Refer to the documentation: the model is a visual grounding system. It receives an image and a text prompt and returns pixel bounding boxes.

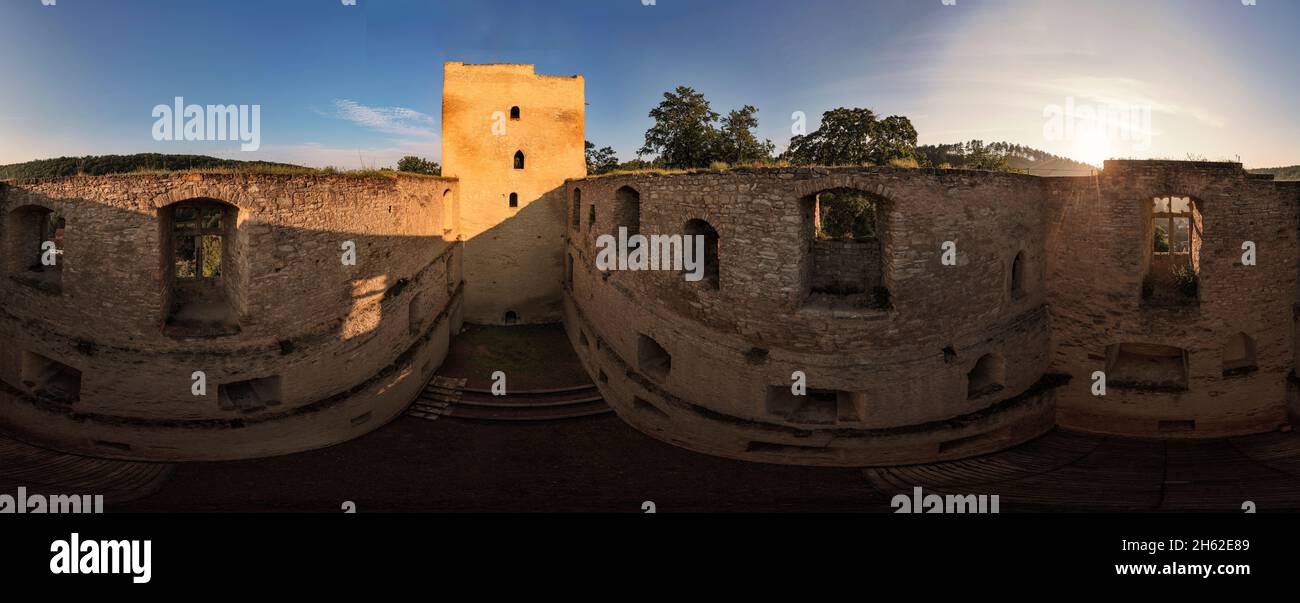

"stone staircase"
[409,376,610,422]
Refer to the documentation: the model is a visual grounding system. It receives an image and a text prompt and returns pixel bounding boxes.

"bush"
[396,156,440,176]
[1173,264,1199,298]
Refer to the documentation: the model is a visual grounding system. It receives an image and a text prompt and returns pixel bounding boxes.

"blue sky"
[1,0,1297,168]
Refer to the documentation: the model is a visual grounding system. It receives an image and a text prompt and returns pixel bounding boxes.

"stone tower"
[441,62,586,325]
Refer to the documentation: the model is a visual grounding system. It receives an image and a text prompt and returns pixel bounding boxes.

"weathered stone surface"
[442,62,585,326]
[562,162,1300,466]
[0,173,463,461]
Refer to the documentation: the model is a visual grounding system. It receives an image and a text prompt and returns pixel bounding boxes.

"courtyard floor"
[7,323,1300,512]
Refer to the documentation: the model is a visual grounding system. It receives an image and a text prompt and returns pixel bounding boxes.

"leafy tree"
[716,105,775,165]
[640,86,721,169]
[639,87,773,169]
[585,141,620,175]
[785,108,917,167]
[615,158,660,171]
[817,190,877,240]
[396,156,440,176]
[959,140,1010,171]
[1154,228,1169,252]
[866,115,919,165]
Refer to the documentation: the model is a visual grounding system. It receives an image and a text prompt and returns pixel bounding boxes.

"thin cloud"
[323,99,439,139]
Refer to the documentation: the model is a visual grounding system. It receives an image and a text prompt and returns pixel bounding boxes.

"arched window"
[571,188,582,227]
[504,310,519,325]
[684,218,720,289]
[1222,332,1258,377]
[514,151,525,170]
[5,205,64,293]
[509,192,519,208]
[510,106,520,120]
[442,189,454,239]
[1010,251,1025,299]
[163,199,240,336]
[614,186,641,236]
[967,354,1005,399]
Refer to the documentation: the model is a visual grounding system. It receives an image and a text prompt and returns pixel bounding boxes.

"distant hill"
[917,141,1096,176]
[1250,166,1300,181]
[0,154,308,180]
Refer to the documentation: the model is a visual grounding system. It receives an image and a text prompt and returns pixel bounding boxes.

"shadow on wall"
[0,181,462,460]
[459,183,568,326]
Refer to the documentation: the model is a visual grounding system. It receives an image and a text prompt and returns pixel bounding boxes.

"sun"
[1070,130,1114,167]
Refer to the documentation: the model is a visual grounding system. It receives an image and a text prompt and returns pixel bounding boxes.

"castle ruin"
[2,63,1298,466]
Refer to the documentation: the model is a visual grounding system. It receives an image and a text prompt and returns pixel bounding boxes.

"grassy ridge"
[0,154,310,180]
[1250,166,1300,181]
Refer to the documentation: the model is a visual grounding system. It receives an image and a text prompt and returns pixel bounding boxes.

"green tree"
[786,108,919,166]
[1153,228,1169,252]
[716,105,775,165]
[639,86,722,169]
[397,156,441,176]
[960,140,1010,171]
[817,190,877,240]
[585,141,620,175]
[786,108,873,165]
[866,115,918,165]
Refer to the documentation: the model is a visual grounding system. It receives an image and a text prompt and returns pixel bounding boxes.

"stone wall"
[5,157,1293,467]
[811,238,880,294]
[442,62,585,325]
[0,173,463,461]
[564,167,1056,466]
[1044,161,1300,437]
[563,163,1300,466]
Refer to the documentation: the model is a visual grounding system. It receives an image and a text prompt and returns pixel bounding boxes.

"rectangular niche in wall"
[218,376,283,412]
[636,334,672,381]
[20,352,81,403]
[765,386,864,424]
[1105,343,1189,391]
[6,205,65,294]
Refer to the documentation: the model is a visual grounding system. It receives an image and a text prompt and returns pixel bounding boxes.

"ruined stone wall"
[442,62,585,325]
[564,162,1300,465]
[811,239,881,293]
[0,173,463,461]
[1045,161,1300,437]
[564,167,1056,466]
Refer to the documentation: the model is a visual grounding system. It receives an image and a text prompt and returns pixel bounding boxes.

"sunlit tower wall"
[441,62,586,325]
